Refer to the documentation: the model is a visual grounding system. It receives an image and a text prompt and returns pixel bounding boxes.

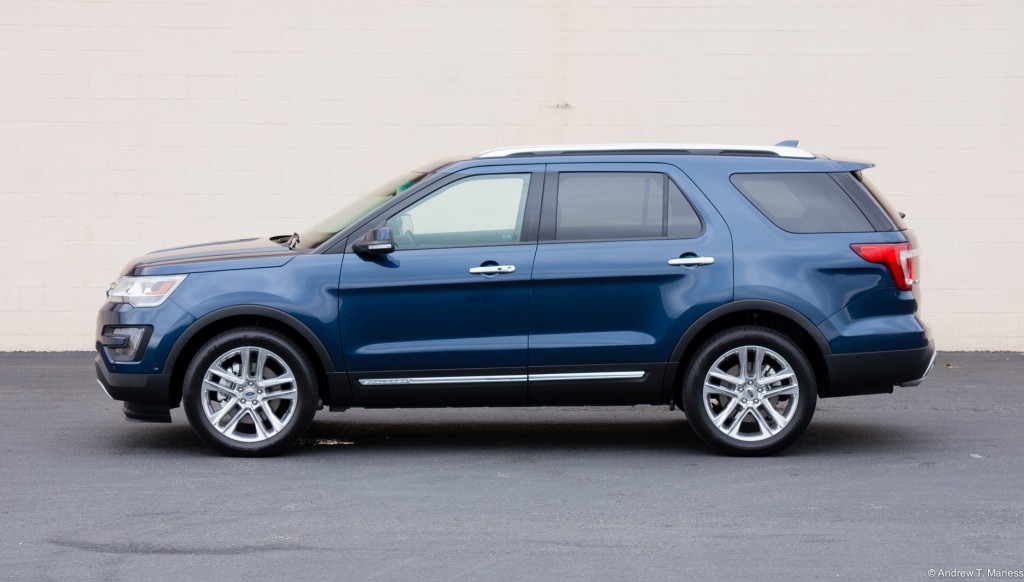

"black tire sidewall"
[682,327,817,456]
[183,328,317,456]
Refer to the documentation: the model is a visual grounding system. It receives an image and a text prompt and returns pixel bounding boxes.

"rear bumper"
[897,349,937,387]
[822,340,936,398]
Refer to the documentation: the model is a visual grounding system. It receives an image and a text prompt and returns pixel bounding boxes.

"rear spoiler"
[823,156,875,172]
[775,141,875,171]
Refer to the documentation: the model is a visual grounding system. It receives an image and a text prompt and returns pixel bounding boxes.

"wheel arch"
[665,300,832,403]
[166,306,338,408]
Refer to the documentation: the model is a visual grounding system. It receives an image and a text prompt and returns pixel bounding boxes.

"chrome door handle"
[668,256,715,267]
[469,265,516,275]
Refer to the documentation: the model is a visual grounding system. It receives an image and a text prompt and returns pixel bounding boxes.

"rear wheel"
[682,326,816,456]
[183,328,317,456]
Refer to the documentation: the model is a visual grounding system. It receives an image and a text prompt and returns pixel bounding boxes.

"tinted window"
[731,173,873,233]
[667,180,703,238]
[555,172,702,241]
[848,172,907,231]
[386,173,530,249]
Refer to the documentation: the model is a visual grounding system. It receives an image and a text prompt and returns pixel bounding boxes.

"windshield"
[295,171,428,249]
[294,157,466,249]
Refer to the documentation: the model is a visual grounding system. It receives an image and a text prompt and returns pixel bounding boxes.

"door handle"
[668,256,715,267]
[469,265,516,275]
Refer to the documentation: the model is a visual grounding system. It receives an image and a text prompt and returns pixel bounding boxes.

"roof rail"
[477,143,815,160]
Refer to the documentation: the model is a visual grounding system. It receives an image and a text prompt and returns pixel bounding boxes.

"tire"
[681,326,816,456]
[182,327,317,457]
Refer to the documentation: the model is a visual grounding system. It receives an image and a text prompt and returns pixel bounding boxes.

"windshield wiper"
[286,232,300,250]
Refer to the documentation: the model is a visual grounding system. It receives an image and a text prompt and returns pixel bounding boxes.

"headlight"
[106,275,186,307]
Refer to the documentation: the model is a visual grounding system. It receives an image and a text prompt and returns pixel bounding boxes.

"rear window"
[731,173,875,234]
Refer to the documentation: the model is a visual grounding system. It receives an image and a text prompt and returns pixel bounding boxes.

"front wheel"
[183,328,317,457]
[682,326,817,456]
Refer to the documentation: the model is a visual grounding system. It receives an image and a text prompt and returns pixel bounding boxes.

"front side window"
[386,173,531,249]
[555,172,702,241]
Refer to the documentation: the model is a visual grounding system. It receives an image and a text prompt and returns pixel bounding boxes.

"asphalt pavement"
[1,351,1022,581]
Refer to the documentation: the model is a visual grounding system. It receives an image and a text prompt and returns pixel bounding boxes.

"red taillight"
[851,242,918,291]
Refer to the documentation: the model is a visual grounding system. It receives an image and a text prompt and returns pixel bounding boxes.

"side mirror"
[353,227,396,255]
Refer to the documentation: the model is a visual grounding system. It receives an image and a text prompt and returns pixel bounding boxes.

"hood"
[122,237,301,276]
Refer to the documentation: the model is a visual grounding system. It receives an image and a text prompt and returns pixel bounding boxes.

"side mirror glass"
[353,227,396,255]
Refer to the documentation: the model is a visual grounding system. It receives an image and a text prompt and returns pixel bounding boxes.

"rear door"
[528,162,733,404]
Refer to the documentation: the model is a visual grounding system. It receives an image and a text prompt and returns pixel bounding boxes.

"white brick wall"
[0,0,1021,351]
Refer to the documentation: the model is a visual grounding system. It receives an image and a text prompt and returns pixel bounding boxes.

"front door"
[339,166,543,406]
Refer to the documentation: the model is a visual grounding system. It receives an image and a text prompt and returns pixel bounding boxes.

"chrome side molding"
[360,375,526,386]
[529,371,645,382]
[359,371,646,386]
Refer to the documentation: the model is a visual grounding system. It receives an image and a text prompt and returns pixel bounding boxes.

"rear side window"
[555,172,702,241]
[731,173,874,234]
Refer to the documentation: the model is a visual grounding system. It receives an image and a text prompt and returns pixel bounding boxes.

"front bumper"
[822,339,936,398]
[95,357,174,422]
[94,299,195,421]
[94,356,171,405]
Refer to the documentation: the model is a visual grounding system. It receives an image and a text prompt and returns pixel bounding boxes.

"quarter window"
[386,173,531,249]
[731,173,874,233]
[555,172,702,241]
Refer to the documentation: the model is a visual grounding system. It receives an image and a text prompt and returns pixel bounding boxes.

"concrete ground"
[0,351,1021,581]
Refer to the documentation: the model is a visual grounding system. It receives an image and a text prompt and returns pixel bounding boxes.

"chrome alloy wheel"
[702,345,800,442]
[200,346,298,443]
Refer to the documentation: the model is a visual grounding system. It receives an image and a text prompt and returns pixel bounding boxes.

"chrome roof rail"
[477,143,815,159]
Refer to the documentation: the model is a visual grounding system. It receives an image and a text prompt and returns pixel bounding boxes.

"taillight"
[851,242,918,291]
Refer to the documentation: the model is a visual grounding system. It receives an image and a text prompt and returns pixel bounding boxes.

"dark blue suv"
[95,142,935,456]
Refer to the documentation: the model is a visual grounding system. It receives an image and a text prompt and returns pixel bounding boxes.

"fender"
[662,300,832,402]
[669,300,832,364]
[165,305,338,376]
